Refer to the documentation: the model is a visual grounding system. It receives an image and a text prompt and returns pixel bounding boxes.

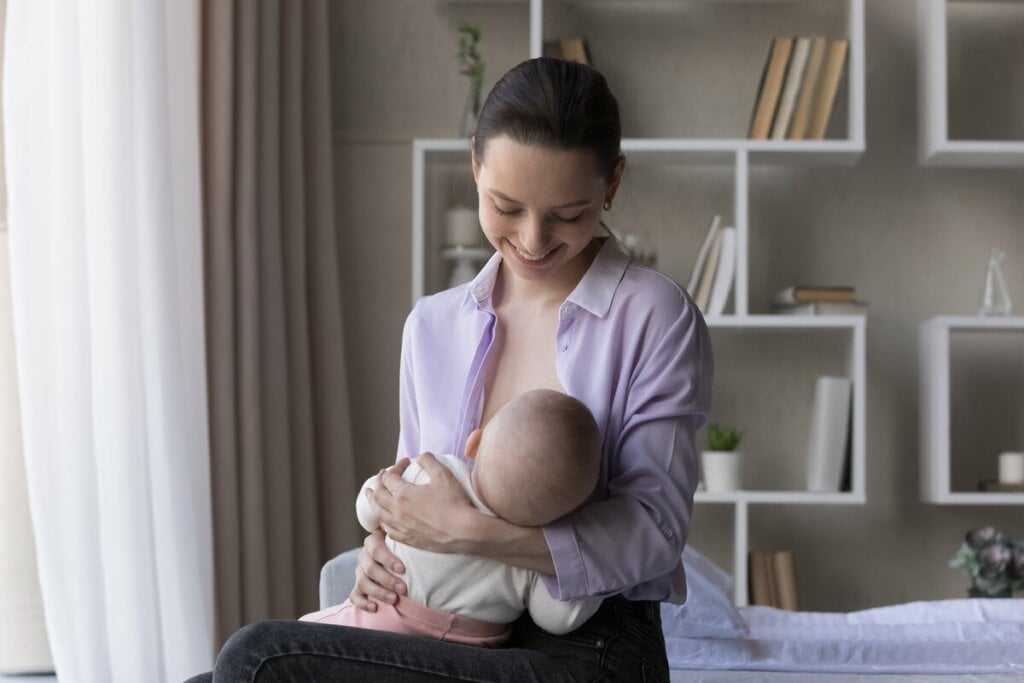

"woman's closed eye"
[491,202,583,223]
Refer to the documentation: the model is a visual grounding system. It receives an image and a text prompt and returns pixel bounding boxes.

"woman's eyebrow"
[489,189,591,209]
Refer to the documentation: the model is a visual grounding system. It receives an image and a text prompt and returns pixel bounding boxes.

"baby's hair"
[476,389,601,526]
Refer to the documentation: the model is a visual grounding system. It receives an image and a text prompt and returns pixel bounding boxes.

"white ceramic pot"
[701,450,743,492]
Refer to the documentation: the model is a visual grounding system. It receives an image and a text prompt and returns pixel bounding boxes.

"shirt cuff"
[541,518,587,600]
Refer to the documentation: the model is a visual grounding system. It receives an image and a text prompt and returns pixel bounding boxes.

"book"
[542,40,562,59]
[772,551,799,610]
[773,301,867,316]
[788,36,827,140]
[771,37,812,140]
[749,552,774,606]
[773,285,856,305]
[559,38,591,65]
[687,214,722,294]
[806,376,853,492]
[806,38,849,140]
[978,480,1024,493]
[707,227,737,316]
[694,229,724,313]
[748,37,794,140]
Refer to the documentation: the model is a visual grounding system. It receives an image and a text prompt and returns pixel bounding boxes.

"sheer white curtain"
[4,1,213,681]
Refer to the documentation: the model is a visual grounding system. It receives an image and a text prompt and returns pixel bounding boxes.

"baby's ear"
[464,429,483,459]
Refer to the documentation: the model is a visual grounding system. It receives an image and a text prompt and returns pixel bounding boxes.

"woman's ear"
[470,137,480,185]
[464,429,483,459]
[605,153,626,204]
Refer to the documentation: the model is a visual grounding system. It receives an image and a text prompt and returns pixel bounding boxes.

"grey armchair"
[319,547,361,609]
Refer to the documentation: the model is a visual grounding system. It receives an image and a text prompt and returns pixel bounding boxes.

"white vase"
[701,450,743,492]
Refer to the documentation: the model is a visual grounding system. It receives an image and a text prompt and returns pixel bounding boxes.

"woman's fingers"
[349,530,406,611]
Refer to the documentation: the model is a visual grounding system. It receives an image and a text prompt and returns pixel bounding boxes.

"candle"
[445,206,479,246]
[998,452,1024,485]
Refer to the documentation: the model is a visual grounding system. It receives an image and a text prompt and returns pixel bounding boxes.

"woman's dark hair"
[473,57,622,182]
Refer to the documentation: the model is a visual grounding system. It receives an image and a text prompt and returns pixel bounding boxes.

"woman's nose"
[518,218,550,254]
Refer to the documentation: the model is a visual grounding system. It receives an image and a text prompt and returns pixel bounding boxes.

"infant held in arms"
[301,388,603,646]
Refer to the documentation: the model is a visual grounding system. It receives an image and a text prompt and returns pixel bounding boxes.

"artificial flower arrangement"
[949,526,1024,598]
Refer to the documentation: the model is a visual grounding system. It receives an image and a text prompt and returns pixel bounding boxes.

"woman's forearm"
[453,507,555,575]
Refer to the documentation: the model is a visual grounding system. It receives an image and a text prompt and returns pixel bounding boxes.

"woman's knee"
[214,620,288,679]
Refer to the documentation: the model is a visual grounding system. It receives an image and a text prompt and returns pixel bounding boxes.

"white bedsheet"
[665,599,1024,676]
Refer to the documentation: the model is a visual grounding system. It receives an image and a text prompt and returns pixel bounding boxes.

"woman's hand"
[369,453,476,553]
[349,529,407,612]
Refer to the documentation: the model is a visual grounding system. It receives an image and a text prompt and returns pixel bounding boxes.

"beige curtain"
[201,0,359,645]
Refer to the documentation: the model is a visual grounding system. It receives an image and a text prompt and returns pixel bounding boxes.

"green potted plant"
[455,21,484,137]
[702,423,744,492]
[949,526,1024,598]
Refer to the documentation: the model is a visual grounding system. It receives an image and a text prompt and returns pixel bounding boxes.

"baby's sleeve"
[525,573,602,635]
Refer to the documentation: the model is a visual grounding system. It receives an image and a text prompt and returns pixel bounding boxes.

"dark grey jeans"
[184,595,668,682]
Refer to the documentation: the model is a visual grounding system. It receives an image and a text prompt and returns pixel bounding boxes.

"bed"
[319,547,1024,680]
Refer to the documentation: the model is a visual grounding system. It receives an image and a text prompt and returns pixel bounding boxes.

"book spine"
[749,37,794,140]
[749,552,773,606]
[806,376,853,492]
[772,551,799,611]
[707,227,736,316]
[771,37,811,140]
[788,36,826,140]
[806,39,849,140]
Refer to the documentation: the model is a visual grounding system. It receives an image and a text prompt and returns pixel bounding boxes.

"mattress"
[664,598,1024,677]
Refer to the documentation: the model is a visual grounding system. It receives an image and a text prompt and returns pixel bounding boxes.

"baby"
[300,388,603,645]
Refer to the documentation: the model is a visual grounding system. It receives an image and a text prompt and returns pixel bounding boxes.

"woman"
[193,56,712,682]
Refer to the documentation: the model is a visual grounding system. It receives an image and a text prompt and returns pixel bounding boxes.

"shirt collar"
[465,237,630,318]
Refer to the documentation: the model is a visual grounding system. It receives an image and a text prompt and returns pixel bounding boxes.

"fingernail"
[392,562,404,573]
[394,583,405,595]
[386,593,396,604]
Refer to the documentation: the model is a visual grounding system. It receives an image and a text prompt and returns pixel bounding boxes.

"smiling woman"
[197,56,712,682]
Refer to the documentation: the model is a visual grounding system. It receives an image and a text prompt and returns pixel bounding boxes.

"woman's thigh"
[193,618,587,682]
[511,596,669,683]
[186,596,666,682]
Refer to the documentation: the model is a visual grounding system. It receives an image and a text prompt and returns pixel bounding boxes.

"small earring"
[603,200,612,211]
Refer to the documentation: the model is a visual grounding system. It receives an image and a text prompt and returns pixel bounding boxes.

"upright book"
[687,215,722,295]
[707,227,736,316]
[771,37,812,140]
[806,38,849,140]
[694,230,724,314]
[772,550,799,610]
[806,376,853,492]
[788,36,827,139]
[748,37,794,140]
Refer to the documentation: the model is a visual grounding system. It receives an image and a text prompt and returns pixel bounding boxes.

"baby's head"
[465,389,601,527]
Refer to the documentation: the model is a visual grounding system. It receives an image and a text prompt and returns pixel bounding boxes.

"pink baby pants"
[300,596,511,647]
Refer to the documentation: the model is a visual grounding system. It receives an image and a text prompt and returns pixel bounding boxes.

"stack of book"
[772,285,866,316]
[543,37,591,65]
[748,36,849,140]
[749,550,799,610]
[687,215,736,316]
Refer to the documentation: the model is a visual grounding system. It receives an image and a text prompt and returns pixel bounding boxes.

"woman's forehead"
[478,137,604,199]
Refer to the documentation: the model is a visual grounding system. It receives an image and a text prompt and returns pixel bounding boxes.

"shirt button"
[560,343,568,352]
[663,528,673,539]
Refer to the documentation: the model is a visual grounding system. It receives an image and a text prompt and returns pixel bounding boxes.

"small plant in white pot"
[702,424,744,492]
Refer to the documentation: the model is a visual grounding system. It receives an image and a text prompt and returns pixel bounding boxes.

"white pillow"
[660,545,749,639]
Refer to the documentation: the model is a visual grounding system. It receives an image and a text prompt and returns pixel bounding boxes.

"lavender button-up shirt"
[397,238,713,604]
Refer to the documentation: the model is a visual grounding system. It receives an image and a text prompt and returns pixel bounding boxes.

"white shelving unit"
[920,316,1024,505]
[412,0,867,605]
[917,0,1024,167]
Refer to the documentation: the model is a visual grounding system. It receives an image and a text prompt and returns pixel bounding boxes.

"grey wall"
[328,0,1024,611]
